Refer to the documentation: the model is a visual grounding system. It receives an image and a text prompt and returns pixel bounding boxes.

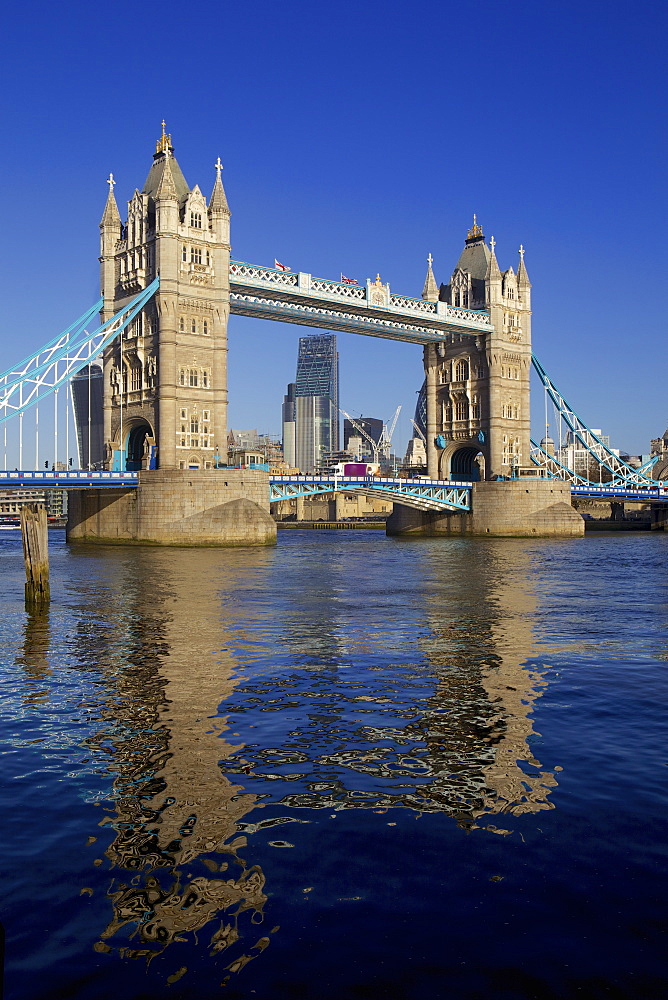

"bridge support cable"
[0,279,159,424]
[531,355,660,487]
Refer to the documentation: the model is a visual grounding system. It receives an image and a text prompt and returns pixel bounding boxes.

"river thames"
[2,528,667,999]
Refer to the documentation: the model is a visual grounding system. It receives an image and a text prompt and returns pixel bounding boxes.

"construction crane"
[380,405,402,458]
[340,409,381,464]
[410,418,426,443]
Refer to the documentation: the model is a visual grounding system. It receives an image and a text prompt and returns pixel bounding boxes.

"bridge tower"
[422,219,532,480]
[99,124,230,471]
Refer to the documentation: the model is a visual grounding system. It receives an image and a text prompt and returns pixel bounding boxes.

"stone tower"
[99,124,231,471]
[422,219,532,481]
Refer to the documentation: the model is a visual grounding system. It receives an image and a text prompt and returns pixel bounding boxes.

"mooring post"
[20,503,50,609]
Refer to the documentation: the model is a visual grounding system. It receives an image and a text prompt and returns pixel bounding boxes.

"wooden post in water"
[20,504,50,608]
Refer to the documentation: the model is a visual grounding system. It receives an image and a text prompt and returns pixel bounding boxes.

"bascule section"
[422,219,532,482]
[99,124,230,472]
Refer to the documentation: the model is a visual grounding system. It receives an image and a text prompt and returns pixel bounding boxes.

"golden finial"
[155,120,172,154]
[467,214,484,239]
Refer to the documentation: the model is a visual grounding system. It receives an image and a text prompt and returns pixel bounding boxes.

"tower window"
[455,400,469,421]
[179,369,186,386]
[180,409,187,419]
[179,317,185,332]
[190,211,202,229]
[190,247,202,264]
[191,318,197,334]
[455,360,469,381]
[202,369,209,388]
[205,250,211,266]
[202,319,209,335]
[189,369,198,387]
[190,416,199,434]
[182,245,187,262]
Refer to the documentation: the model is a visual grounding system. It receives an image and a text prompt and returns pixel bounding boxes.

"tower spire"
[485,236,501,280]
[209,156,230,215]
[517,244,531,286]
[100,172,121,227]
[422,252,439,301]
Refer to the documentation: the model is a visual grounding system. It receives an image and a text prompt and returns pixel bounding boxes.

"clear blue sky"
[0,0,665,456]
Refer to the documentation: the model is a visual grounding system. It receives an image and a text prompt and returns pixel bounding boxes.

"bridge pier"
[386,480,583,538]
[67,470,276,546]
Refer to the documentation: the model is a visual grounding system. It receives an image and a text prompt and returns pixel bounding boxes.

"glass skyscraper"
[293,334,339,473]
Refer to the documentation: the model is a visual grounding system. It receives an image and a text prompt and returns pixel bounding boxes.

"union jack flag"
[274,259,291,271]
[341,274,358,285]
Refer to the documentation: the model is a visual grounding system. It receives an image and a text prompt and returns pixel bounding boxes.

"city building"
[0,489,67,521]
[71,364,104,469]
[293,334,339,473]
[281,383,296,468]
[343,417,383,462]
[227,429,283,469]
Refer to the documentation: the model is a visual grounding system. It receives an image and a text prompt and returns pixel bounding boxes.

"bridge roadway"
[228,261,491,344]
[0,471,665,511]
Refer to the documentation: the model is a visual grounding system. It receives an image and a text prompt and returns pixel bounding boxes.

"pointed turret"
[209,157,230,215]
[100,174,122,230]
[422,253,439,301]
[485,236,501,280]
[485,236,502,307]
[517,244,531,287]
[155,151,178,201]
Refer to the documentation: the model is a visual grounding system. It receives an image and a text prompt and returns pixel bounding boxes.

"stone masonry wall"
[67,469,276,546]
[387,480,583,537]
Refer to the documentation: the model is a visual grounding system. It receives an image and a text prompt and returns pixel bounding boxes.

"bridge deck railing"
[229,261,491,330]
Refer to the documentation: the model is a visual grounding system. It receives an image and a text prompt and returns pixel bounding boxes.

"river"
[1,529,667,999]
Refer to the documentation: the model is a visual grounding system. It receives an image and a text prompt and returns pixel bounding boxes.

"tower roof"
[453,216,490,280]
[485,236,501,280]
[100,173,121,227]
[142,123,190,204]
[209,157,230,214]
[517,244,531,286]
[422,253,439,301]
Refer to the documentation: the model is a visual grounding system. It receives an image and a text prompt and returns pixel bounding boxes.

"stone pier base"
[67,469,276,546]
[386,480,584,538]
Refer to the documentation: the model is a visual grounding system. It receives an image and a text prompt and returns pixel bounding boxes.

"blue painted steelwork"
[0,279,160,422]
[570,483,668,503]
[0,470,138,488]
[531,355,659,488]
[270,475,473,512]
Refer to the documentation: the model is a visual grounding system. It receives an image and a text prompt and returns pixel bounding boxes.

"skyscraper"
[282,382,296,468]
[293,335,339,473]
[71,364,104,468]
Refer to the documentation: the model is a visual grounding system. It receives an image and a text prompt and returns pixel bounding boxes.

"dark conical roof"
[453,235,490,281]
[143,149,190,204]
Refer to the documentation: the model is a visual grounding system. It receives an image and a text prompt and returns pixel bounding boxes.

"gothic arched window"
[202,319,209,335]
[191,318,197,334]
[190,211,202,229]
[455,359,469,381]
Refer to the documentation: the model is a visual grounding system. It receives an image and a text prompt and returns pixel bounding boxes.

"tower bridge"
[0,126,661,544]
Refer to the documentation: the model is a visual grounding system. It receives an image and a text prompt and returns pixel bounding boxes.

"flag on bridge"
[274,259,291,271]
[341,274,358,284]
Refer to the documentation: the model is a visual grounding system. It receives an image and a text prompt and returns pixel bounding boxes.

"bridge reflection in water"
[14,535,561,991]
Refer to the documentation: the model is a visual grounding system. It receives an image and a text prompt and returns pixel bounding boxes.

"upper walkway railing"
[229,261,491,344]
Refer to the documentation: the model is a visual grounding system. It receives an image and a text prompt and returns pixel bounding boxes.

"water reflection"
[221,537,559,828]
[64,547,277,983]
[17,609,51,707]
